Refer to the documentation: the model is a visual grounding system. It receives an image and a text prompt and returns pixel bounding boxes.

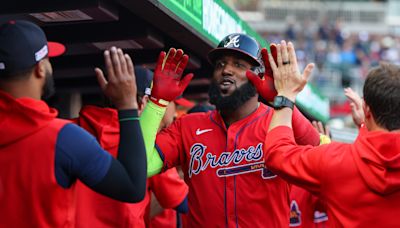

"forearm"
[292,106,320,146]
[140,101,165,177]
[268,107,293,132]
[117,109,147,199]
[265,126,322,193]
[92,159,146,202]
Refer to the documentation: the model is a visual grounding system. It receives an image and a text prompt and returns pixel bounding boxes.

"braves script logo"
[224,35,240,48]
[188,143,276,179]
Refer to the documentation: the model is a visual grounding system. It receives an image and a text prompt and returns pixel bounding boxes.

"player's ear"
[35,60,47,79]
[363,101,371,119]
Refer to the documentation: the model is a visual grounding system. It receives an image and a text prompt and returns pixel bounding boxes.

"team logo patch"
[289,200,301,227]
[188,143,276,179]
[223,34,240,48]
[35,45,48,61]
[314,211,328,223]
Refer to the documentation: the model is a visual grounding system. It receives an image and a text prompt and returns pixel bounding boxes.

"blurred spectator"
[266,15,397,122]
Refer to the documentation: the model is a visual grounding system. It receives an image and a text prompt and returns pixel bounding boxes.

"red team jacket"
[75,106,187,228]
[0,91,72,227]
[289,186,328,228]
[266,125,400,227]
[74,106,142,228]
[156,103,320,227]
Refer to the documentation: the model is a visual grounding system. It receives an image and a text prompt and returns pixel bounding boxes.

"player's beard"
[41,70,55,101]
[208,81,257,111]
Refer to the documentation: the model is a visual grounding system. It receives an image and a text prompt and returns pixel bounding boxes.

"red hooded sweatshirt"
[0,91,72,227]
[265,125,400,227]
[74,106,188,228]
[73,106,149,228]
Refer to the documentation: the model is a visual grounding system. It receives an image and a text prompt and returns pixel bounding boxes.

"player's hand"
[95,46,138,110]
[150,48,194,107]
[312,120,331,145]
[344,87,364,127]
[246,44,278,102]
[312,120,330,136]
[269,40,314,102]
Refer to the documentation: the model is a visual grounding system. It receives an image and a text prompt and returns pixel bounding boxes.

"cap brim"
[174,97,195,108]
[48,41,66,57]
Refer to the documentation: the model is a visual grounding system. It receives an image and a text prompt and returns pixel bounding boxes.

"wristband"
[119,117,140,122]
[150,96,169,107]
[273,96,295,110]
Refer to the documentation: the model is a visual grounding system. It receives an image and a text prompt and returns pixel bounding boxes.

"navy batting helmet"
[208,33,262,67]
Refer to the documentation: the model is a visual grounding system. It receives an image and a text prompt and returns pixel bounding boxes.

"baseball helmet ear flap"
[208,33,264,71]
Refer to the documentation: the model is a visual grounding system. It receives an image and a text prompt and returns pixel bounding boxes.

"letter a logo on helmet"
[223,35,240,48]
[208,33,263,67]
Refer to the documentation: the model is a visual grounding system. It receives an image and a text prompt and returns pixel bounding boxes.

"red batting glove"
[150,48,194,107]
[246,44,278,102]
[263,43,278,78]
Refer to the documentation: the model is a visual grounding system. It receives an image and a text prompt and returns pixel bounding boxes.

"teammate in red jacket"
[74,105,188,228]
[141,34,320,227]
[289,121,329,228]
[0,20,147,227]
[264,40,400,227]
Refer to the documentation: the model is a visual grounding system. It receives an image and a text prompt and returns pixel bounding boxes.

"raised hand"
[95,46,138,110]
[344,87,364,127]
[312,120,331,144]
[312,120,330,135]
[150,48,194,107]
[246,44,278,101]
[268,40,314,102]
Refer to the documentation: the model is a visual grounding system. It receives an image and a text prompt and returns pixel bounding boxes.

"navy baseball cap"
[0,20,65,75]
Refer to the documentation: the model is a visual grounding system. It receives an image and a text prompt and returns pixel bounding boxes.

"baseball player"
[0,20,147,227]
[148,92,192,228]
[74,66,189,228]
[140,34,320,227]
[264,40,400,226]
